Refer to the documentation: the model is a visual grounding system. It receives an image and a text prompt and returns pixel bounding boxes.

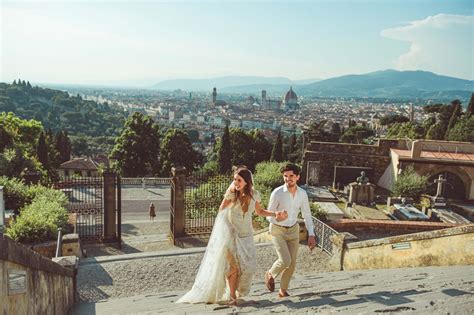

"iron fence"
[55,177,104,242]
[312,216,339,255]
[184,172,230,235]
[121,177,171,186]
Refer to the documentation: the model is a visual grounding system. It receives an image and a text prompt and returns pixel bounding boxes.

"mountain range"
[152,70,473,101]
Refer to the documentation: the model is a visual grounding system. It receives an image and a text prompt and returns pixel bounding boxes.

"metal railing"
[312,216,339,256]
[121,177,171,186]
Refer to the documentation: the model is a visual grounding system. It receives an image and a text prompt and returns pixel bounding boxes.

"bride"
[176,167,287,305]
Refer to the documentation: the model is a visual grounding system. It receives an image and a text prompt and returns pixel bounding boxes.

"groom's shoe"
[265,271,275,292]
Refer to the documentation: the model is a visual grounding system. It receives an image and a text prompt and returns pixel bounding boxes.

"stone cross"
[0,186,5,234]
[434,174,447,197]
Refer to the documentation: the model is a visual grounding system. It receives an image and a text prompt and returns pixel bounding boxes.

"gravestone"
[348,171,375,205]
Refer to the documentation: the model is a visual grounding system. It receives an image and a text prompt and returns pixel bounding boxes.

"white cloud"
[381,14,474,80]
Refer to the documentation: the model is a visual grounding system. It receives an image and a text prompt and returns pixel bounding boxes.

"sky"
[1,0,473,86]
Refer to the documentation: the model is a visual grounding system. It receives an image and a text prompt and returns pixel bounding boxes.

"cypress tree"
[37,132,49,168]
[217,125,232,173]
[271,131,284,162]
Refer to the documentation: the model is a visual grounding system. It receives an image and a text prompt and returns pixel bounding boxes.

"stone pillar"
[103,171,117,242]
[0,186,4,234]
[171,167,186,240]
[411,140,422,158]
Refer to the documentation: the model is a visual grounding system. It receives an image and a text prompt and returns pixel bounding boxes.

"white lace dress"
[176,189,260,304]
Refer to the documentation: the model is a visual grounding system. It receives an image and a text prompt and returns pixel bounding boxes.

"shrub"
[392,166,428,201]
[252,161,288,228]
[6,195,69,243]
[0,176,29,210]
[310,203,327,221]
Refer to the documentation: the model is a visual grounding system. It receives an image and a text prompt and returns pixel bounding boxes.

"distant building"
[58,157,105,177]
[266,99,281,110]
[210,87,227,107]
[212,87,217,103]
[283,86,299,111]
[261,90,267,107]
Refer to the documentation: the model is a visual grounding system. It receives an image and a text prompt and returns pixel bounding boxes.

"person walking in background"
[177,167,288,306]
[148,202,156,221]
[265,163,316,298]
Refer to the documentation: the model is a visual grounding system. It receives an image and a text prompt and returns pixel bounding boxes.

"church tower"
[212,87,217,104]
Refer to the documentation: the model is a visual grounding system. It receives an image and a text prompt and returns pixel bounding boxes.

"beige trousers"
[269,223,299,290]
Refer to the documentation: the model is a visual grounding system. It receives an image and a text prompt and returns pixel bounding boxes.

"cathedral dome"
[284,87,298,102]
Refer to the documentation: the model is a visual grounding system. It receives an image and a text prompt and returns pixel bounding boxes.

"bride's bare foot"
[229,296,238,306]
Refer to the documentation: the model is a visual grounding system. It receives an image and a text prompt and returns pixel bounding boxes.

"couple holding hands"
[177,163,316,306]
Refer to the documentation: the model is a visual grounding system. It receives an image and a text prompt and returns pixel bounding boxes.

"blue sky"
[1,0,473,86]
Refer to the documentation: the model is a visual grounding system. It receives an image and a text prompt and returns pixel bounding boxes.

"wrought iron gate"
[56,177,104,242]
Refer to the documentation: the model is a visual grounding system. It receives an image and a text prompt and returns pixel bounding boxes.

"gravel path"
[77,244,331,302]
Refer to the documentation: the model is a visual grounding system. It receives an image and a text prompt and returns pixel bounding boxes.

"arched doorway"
[426,171,466,200]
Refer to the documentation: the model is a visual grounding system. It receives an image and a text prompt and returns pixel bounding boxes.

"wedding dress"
[176,190,260,304]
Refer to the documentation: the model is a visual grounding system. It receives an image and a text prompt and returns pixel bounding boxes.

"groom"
[265,163,316,297]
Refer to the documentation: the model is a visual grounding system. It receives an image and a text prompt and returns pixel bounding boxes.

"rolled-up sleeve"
[301,192,315,236]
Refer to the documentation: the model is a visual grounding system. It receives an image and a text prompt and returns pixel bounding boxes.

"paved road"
[71,263,474,314]
[120,186,170,222]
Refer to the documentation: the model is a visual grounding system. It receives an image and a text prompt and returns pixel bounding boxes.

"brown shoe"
[265,271,275,292]
[278,290,290,298]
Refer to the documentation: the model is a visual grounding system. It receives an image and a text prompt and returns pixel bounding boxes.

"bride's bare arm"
[219,198,232,210]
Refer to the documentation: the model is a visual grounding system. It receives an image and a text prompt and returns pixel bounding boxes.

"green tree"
[330,122,342,142]
[307,120,331,142]
[392,166,428,201]
[36,132,48,168]
[250,129,272,166]
[387,122,424,139]
[217,125,232,173]
[271,131,284,162]
[160,128,202,175]
[445,100,462,139]
[340,125,374,144]
[55,130,71,164]
[229,128,255,169]
[446,116,474,142]
[110,112,161,177]
[379,114,409,126]
[467,93,474,117]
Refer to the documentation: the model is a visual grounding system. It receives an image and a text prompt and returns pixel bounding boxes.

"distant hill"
[0,82,127,137]
[299,70,473,100]
[151,76,320,91]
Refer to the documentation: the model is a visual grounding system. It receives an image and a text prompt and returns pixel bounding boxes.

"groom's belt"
[272,222,298,229]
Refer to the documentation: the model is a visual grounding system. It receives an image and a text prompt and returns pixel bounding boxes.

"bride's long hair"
[234,168,253,213]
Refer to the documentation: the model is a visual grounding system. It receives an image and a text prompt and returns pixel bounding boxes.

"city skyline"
[1,0,473,86]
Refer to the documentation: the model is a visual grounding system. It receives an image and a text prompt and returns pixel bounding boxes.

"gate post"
[172,167,186,239]
[103,170,117,242]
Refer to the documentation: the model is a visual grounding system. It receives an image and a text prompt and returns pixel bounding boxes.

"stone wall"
[0,235,75,314]
[340,224,474,270]
[301,139,406,185]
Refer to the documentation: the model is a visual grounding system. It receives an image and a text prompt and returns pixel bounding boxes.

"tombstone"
[0,186,4,234]
[426,174,448,210]
[306,161,320,186]
[348,171,376,205]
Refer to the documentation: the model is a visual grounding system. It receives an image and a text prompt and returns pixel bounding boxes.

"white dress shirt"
[267,184,315,236]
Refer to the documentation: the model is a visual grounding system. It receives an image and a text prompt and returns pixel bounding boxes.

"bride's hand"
[227,182,235,193]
